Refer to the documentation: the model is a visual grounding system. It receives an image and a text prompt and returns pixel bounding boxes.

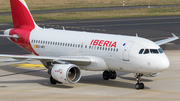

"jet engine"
[134,73,159,77]
[51,64,81,84]
[143,73,160,77]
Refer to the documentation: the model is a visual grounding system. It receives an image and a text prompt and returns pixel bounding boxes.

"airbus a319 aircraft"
[0,0,178,90]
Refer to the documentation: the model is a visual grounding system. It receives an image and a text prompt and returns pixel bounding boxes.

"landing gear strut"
[135,73,144,90]
[103,70,117,80]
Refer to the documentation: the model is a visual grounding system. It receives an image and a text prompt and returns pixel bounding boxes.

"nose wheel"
[135,73,144,90]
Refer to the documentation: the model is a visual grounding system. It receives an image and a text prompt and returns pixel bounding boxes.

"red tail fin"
[10,0,36,29]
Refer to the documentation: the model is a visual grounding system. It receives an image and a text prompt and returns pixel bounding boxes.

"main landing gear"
[135,73,144,90]
[103,70,117,80]
[50,76,57,84]
[50,76,62,85]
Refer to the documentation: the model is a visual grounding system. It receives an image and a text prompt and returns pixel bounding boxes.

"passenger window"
[94,46,96,50]
[97,47,99,50]
[139,49,144,54]
[81,45,83,48]
[150,49,159,54]
[100,47,102,50]
[89,46,91,49]
[85,45,87,48]
[102,47,104,50]
[144,49,149,54]
[158,48,163,53]
[116,49,118,52]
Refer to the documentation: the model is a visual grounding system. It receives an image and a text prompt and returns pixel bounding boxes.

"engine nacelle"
[51,64,81,84]
[143,73,160,77]
[134,73,160,77]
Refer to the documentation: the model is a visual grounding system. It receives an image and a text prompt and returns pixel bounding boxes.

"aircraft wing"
[0,54,91,66]
[155,33,179,45]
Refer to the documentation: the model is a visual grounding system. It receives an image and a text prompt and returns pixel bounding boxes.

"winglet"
[172,33,178,38]
[155,33,179,45]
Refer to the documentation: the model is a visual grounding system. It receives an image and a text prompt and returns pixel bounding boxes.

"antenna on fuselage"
[62,26,65,30]
[136,33,138,37]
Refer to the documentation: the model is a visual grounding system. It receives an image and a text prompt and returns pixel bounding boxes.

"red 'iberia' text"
[90,39,117,48]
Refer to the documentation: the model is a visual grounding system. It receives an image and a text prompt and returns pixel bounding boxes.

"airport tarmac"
[0,50,180,101]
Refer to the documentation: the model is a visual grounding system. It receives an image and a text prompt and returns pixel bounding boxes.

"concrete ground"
[0,50,179,101]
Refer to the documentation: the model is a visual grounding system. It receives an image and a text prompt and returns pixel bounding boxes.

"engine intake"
[51,64,81,84]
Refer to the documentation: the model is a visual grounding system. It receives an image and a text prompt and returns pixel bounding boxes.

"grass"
[0,0,180,12]
[32,7,180,20]
[1,7,180,23]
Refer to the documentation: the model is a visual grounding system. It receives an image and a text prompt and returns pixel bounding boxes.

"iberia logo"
[55,69,63,74]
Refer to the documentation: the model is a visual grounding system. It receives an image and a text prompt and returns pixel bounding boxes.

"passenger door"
[123,42,133,61]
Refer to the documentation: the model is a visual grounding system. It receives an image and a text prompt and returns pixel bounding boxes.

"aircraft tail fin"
[10,0,39,29]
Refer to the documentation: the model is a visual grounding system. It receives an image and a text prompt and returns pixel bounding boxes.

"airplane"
[0,0,179,90]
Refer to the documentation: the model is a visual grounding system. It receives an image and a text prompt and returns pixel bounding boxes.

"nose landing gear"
[135,73,144,90]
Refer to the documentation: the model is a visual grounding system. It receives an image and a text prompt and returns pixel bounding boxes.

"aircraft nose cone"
[158,55,169,72]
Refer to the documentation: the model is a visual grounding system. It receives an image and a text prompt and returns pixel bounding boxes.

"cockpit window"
[139,49,144,54]
[150,49,159,54]
[144,49,149,54]
[158,48,163,53]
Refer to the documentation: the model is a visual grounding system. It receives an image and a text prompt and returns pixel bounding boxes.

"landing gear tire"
[110,71,117,79]
[50,76,57,84]
[135,73,144,90]
[103,70,110,80]
[135,83,144,90]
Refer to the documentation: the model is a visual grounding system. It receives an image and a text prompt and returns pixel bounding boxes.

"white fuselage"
[29,28,169,74]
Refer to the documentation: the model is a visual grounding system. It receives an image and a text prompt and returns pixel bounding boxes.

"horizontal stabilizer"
[0,34,19,38]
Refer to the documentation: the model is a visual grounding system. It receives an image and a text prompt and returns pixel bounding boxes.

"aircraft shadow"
[0,66,152,89]
[79,74,150,89]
